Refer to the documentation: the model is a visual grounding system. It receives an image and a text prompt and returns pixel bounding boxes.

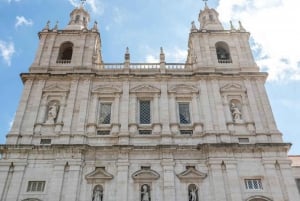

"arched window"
[188,184,199,201]
[215,41,232,63]
[57,42,73,64]
[75,15,80,23]
[246,195,273,201]
[92,185,103,201]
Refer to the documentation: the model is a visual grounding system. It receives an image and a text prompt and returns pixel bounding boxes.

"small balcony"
[56,59,71,64]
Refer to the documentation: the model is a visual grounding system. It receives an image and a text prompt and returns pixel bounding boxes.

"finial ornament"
[202,0,208,7]
[43,20,50,31]
[239,21,246,31]
[230,21,236,30]
[80,0,86,6]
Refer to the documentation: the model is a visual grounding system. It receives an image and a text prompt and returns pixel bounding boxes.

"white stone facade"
[0,4,299,201]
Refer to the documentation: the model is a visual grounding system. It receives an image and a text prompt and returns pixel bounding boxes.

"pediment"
[220,83,246,93]
[85,168,114,182]
[168,84,199,94]
[177,168,207,181]
[92,85,122,94]
[132,169,160,181]
[130,85,161,94]
[43,84,69,92]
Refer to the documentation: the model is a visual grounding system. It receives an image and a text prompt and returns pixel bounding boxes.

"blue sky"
[0,0,299,154]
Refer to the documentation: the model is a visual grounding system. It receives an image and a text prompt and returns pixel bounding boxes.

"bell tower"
[30,3,103,73]
[186,2,258,72]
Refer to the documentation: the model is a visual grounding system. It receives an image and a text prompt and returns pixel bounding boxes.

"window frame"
[244,179,263,190]
[177,102,192,125]
[98,102,112,125]
[138,99,152,125]
[26,181,46,193]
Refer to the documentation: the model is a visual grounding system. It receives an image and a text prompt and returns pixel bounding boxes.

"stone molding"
[177,167,207,181]
[85,168,114,183]
[132,169,160,182]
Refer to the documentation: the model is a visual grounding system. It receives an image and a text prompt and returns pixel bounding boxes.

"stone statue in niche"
[46,103,58,124]
[188,185,198,201]
[141,184,150,201]
[92,185,103,201]
[230,102,242,122]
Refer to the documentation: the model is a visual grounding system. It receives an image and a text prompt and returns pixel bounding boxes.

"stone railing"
[56,59,71,64]
[218,59,232,64]
[98,63,191,70]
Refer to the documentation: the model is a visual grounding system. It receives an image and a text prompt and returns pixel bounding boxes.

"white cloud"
[7,0,21,3]
[165,47,187,63]
[0,40,15,66]
[217,0,300,81]
[143,47,187,63]
[15,16,33,28]
[68,0,104,15]
[145,55,159,63]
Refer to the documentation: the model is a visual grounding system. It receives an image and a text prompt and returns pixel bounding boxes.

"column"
[192,93,202,134]
[87,94,98,135]
[128,94,137,134]
[63,163,82,201]
[161,158,176,201]
[262,161,284,200]
[9,80,33,138]
[47,163,65,201]
[77,79,91,134]
[278,161,300,201]
[256,79,279,133]
[199,80,213,132]
[0,163,13,201]
[24,79,45,135]
[212,79,227,132]
[6,162,27,201]
[169,94,176,124]
[168,93,178,137]
[153,94,161,134]
[112,94,121,135]
[241,95,255,133]
[116,149,129,201]
[62,78,79,134]
[119,81,130,144]
[244,79,264,133]
[225,162,242,201]
[160,84,171,134]
[34,94,48,134]
[209,161,227,201]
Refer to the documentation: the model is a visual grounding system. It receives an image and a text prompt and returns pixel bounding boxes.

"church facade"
[0,3,300,201]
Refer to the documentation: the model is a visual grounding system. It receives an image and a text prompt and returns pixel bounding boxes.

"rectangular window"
[99,103,112,124]
[139,100,151,124]
[178,103,191,124]
[27,181,46,192]
[296,179,300,193]
[238,138,250,143]
[244,179,263,190]
[139,130,152,135]
[97,130,110,135]
[180,130,193,135]
[40,139,51,144]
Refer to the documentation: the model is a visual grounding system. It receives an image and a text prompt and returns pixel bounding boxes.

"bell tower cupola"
[65,4,90,30]
[198,2,223,30]
[186,1,258,72]
[30,1,103,72]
